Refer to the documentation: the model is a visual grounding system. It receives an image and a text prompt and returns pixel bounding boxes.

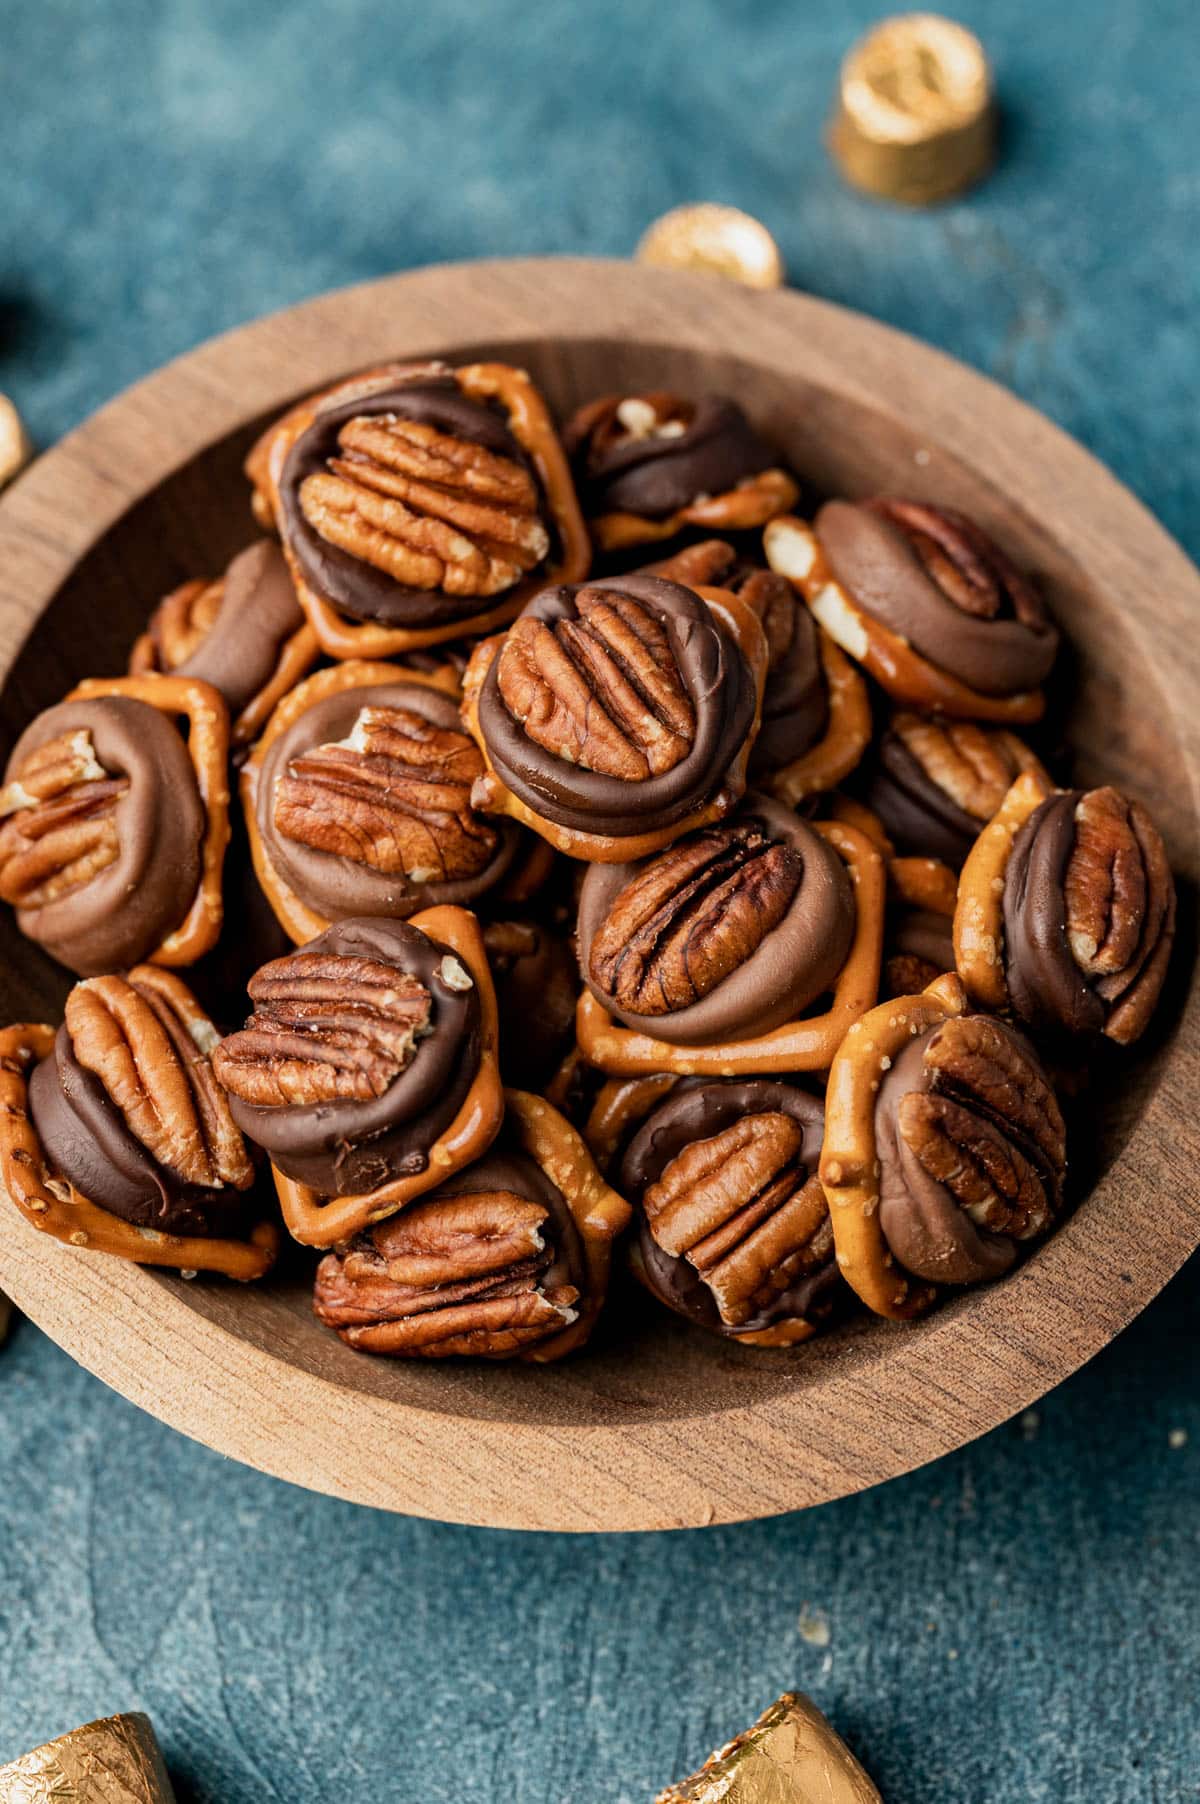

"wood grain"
[0,258,1195,1531]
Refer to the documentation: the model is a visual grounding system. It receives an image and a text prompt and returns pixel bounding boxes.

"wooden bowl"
[0,259,1196,1532]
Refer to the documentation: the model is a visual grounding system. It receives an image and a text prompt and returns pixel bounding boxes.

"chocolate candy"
[578,793,853,1046]
[623,1079,841,1345]
[0,695,207,976]
[867,711,1049,867]
[253,671,521,925]
[129,539,315,742]
[817,498,1058,698]
[214,916,483,1198]
[567,393,777,520]
[472,573,759,845]
[1002,785,1175,1043]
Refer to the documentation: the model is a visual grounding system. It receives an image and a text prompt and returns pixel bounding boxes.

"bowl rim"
[0,256,1197,1532]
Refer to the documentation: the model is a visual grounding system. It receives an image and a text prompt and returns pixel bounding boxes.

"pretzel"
[269,905,504,1246]
[824,797,958,912]
[888,853,959,916]
[0,1022,279,1278]
[460,586,770,863]
[764,515,1046,724]
[953,767,1054,1011]
[129,576,321,747]
[820,972,969,1318]
[828,792,895,855]
[582,1073,680,1175]
[249,360,590,657]
[240,659,476,945]
[591,467,799,551]
[760,628,873,806]
[575,819,885,1075]
[66,673,230,966]
[502,1088,632,1361]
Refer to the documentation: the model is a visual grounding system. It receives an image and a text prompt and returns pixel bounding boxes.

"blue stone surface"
[1,2,1197,1798]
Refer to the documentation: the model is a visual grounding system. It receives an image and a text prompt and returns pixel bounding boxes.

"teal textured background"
[1,2,1197,1798]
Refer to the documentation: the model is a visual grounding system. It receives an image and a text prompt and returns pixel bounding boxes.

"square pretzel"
[575,819,885,1076]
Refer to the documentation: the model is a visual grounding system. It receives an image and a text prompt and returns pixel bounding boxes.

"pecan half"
[66,970,254,1190]
[0,729,128,908]
[313,1188,579,1356]
[1063,786,1169,994]
[870,499,1043,627]
[212,952,433,1107]
[588,822,802,1015]
[891,712,1035,824]
[299,412,548,598]
[645,1113,830,1327]
[274,703,498,880]
[906,1013,1066,1237]
[495,585,696,781]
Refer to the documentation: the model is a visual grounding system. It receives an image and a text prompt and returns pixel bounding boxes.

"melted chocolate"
[749,590,829,775]
[817,500,1058,696]
[477,573,757,838]
[280,374,541,629]
[226,917,481,1196]
[29,1027,249,1239]
[577,792,854,1046]
[875,1030,1021,1285]
[866,724,983,866]
[258,679,520,921]
[621,1079,840,1337]
[576,397,775,518]
[173,540,303,714]
[4,696,205,977]
[1002,790,1104,1035]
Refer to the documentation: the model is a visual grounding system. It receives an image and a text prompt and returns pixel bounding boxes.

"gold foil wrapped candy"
[636,205,785,289]
[655,1693,881,1804]
[0,1714,176,1804]
[829,13,995,205]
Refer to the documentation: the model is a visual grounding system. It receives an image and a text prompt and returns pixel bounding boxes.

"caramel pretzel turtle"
[227,906,505,1247]
[0,674,230,975]
[563,391,798,552]
[645,539,872,805]
[247,359,590,658]
[311,1087,630,1361]
[68,674,231,966]
[821,972,1066,1318]
[865,710,1052,867]
[621,1077,843,1347]
[0,989,279,1280]
[241,660,531,945]
[128,540,320,746]
[955,769,1176,1043]
[575,818,885,1076]
[461,578,769,864]
[765,514,1050,723]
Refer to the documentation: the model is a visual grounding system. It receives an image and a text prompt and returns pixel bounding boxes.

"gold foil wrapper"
[829,13,994,205]
[655,1692,881,1804]
[637,205,785,289]
[0,395,32,492]
[0,1714,176,1804]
